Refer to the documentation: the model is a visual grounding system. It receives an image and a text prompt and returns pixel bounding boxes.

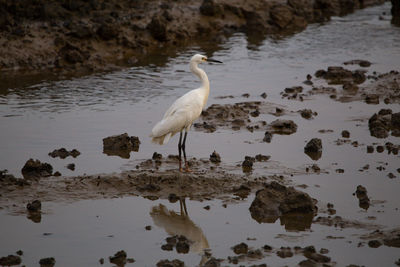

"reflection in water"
[27,211,41,223]
[250,211,314,231]
[150,198,209,254]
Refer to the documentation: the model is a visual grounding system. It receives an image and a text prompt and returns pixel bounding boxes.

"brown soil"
[0,0,386,86]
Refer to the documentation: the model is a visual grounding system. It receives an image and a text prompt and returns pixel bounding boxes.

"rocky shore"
[0,0,387,77]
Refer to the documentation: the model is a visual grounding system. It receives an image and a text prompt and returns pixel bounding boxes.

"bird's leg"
[182,131,191,172]
[178,132,183,172]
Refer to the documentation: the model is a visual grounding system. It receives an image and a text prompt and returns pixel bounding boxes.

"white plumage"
[150,54,222,171]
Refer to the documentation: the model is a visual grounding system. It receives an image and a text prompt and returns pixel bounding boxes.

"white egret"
[150,54,222,172]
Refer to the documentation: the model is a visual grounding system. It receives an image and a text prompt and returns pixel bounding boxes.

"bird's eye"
[202,57,207,61]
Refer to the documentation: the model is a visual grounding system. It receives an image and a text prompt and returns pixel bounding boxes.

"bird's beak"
[207,58,223,63]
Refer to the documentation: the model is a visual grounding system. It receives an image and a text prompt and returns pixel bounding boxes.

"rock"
[209,151,221,163]
[232,242,248,254]
[130,136,141,152]
[260,92,267,99]
[66,163,75,171]
[355,185,370,210]
[268,119,297,135]
[304,138,322,160]
[263,131,273,143]
[156,259,185,267]
[0,255,22,266]
[233,185,251,198]
[343,82,359,91]
[255,154,270,161]
[316,66,366,84]
[103,133,139,158]
[39,257,56,267]
[368,240,382,248]
[303,251,331,263]
[242,156,254,172]
[161,243,173,251]
[152,152,162,160]
[27,200,41,212]
[341,130,350,138]
[367,145,374,153]
[299,109,312,119]
[368,111,392,138]
[384,236,400,248]
[109,250,127,266]
[249,181,317,225]
[277,247,293,258]
[365,94,380,104]
[21,159,53,179]
[284,86,303,94]
[176,238,190,254]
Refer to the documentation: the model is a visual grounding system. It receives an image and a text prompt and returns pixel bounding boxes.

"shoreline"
[0,0,387,87]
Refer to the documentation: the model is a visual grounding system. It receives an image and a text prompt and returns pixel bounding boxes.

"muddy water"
[1,2,400,266]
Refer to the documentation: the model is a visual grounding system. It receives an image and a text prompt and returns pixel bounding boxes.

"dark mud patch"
[361,228,400,248]
[102,133,140,159]
[249,181,317,231]
[282,68,400,104]
[193,101,289,133]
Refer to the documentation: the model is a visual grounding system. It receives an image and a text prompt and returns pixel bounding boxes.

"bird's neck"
[190,62,210,91]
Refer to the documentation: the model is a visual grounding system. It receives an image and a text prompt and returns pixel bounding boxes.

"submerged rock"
[232,242,248,255]
[368,110,400,138]
[21,159,53,179]
[304,138,322,160]
[109,250,127,266]
[0,255,22,266]
[48,148,80,158]
[355,185,370,210]
[27,200,41,212]
[39,257,56,267]
[209,151,221,163]
[103,133,140,158]
[156,259,184,267]
[267,119,297,135]
[249,181,317,229]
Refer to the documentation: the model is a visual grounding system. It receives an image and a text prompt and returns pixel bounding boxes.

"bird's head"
[191,54,222,64]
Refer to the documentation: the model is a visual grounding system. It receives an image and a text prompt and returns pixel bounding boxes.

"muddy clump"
[299,109,317,120]
[362,228,400,248]
[315,66,366,85]
[232,242,248,255]
[249,181,317,230]
[304,138,322,161]
[39,257,55,267]
[355,185,370,210]
[21,159,53,179]
[209,151,221,163]
[27,200,41,212]
[156,259,184,267]
[267,119,297,135]
[103,133,140,158]
[48,148,80,159]
[109,250,129,266]
[0,170,29,187]
[0,255,22,266]
[368,109,400,138]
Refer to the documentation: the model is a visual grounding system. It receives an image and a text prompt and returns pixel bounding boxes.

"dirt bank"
[0,0,386,83]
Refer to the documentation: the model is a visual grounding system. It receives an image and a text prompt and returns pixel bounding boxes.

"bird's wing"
[151,90,203,138]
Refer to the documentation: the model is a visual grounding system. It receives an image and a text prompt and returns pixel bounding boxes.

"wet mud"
[1,3,400,266]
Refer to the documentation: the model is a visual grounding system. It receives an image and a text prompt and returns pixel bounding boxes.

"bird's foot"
[184,167,192,173]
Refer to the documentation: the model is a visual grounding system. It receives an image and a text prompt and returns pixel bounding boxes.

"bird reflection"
[150,198,209,253]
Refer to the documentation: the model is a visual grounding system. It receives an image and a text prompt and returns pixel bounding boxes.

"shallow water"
[1,3,400,266]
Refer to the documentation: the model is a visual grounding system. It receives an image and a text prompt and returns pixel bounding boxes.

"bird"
[150,54,222,172]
